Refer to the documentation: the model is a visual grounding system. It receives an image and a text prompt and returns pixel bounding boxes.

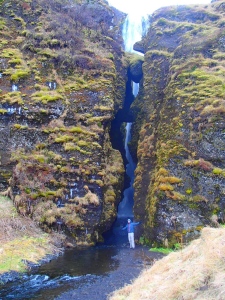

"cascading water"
[116,12,148,220]
[122,13,148,53]
[103,10,149,247]
[117,122,136,218]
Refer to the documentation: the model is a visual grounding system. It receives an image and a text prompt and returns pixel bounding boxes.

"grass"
[110,227,225,300]
[0,236,50,273]
[150,247,173,254]
[0,196,64,274]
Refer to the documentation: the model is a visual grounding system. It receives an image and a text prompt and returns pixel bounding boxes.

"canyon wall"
[1,0,225,248]
[133,0,225,246]
[0,0,127,245]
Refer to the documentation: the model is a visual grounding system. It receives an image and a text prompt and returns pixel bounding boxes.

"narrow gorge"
[1,0,225,298]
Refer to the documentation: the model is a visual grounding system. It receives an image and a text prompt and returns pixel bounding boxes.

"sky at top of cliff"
[107,0,210,16]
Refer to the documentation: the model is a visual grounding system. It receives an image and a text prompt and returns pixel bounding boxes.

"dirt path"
[55,245,164,300]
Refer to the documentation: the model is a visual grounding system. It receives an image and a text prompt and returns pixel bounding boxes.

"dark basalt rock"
[131,1,225,247]
[129,58,144,83]
[0,0,127,245]
[133,41,145,54]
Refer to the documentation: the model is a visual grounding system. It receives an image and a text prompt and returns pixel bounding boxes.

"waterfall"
[116,12,147,219]
[122,14,148,53]
[133,82,139,98]
[117,123,135,217]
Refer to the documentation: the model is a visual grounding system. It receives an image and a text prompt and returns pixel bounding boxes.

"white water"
[116,0,148,218]
[122,14,148,53]
[12,84,18,91]
[133,82,139,97]
[117,122,136,218]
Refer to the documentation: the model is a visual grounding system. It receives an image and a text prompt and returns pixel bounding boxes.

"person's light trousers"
[128,232,135,248]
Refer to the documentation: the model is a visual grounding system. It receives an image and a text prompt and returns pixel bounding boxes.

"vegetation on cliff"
[132,1,225,246]
[0,0,126,245]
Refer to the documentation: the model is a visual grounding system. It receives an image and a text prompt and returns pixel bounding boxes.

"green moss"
[1,91,24,105]
[107,53,114,61]
[64,142,76,151]
[37,48,58,58]
[0,39,8,48]
[13,124,28,130]
[150,247,173,254]
[55,135,73,143]
[128,52,144,67]
[33,155,47,163]
[87,116,110,124]
[69,127,83,134]
[13,16,26,28]
[191,195,208,203]
[11,69,30,81]
[145,50,172,59]
[77,140,89,147]
[157,18,169,26]
[94,105,113,112]
[0,17,5,29]
[188,203,199,209]
[31,91,63,104]
[213,168,225,177]
[186,188,192,195]
[8,58,23,65]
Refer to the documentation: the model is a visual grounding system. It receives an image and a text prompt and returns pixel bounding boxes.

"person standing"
[122,219,141,249]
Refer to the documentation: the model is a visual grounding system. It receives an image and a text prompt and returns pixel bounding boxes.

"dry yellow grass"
[110,227,225,300]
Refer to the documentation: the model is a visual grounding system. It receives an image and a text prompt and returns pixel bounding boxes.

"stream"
[0,239,163,300]
[0,246,119,300]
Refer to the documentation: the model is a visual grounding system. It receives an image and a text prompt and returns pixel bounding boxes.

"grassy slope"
[0,196,64,274]
[110,227,225,300]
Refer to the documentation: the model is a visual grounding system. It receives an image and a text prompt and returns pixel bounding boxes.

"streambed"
[0,244,163,300]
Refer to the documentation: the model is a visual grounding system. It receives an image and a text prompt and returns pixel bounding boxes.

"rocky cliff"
[132,0,225,246]
[0,0,127,245]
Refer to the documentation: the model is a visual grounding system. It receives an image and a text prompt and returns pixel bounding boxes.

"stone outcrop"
[132,1,225,247]
[0,0,127,245]
[128,53,144,83]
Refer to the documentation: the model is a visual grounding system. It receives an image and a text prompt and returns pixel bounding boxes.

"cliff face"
[133,1,225,246]
[0,0,126,245]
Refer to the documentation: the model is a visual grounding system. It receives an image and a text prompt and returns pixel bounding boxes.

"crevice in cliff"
[110,70,136,190]
[102,68,142,244]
